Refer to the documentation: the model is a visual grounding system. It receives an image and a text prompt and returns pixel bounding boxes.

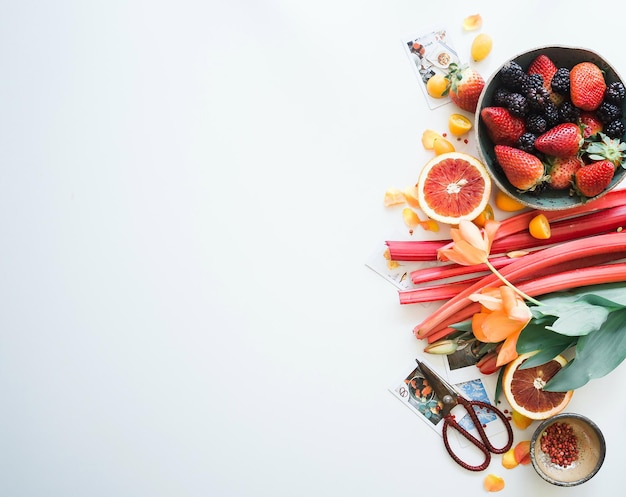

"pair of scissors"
[415,359,513,471]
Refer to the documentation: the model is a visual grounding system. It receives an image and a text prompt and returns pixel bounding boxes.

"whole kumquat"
[495,190,527,212]
[471,33,493,62]
[426,74,449,99]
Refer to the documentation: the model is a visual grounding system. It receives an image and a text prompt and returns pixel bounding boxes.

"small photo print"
[402,27,461,109]
[390,362,445,435]
[365,242,437,291]
[454,379,497,432]
[390,359,507,440]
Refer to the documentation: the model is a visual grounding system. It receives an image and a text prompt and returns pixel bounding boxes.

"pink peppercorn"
[540,422,579,466]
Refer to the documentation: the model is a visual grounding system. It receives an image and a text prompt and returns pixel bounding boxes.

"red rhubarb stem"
[414,232,626,338]
[425,262,626,343]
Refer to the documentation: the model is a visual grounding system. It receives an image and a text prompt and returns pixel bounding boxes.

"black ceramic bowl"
[475,45,626,210]
[530,413,606,486]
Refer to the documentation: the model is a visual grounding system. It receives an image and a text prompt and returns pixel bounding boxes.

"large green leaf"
[567,282,626,307]
[545,303,609,336]
[544,308,626,391]
[531,301,609,336]
[516,322,577,368]
[532,283,626,310]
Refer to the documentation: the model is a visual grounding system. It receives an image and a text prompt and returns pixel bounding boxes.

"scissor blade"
[415,359,458,417]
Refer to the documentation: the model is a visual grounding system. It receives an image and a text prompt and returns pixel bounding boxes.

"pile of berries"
[540,422,579,467]
[480,53,626,199]
[495,56,625,142]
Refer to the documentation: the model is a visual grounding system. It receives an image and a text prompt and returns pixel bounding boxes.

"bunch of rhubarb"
[386,189,626,307]
[391,198,626,391]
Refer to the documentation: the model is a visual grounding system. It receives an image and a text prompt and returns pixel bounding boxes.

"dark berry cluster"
[596,82,625,138]
[494,58,626,147]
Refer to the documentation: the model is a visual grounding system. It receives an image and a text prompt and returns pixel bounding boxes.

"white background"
[1,1,625,496]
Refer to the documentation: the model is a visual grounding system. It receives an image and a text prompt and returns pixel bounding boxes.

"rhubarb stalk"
[425,262,626,343]
[387,189,626,262]
[414,232,626,338]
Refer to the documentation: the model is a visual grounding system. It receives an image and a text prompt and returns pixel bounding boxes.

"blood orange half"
[502,352,573,420]
[416,152,491,225]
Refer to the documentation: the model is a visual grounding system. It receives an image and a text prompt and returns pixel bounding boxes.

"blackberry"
[605,81,626,104]
[526,114,548,134]
[550,67,570,94]
[493,87,512,106]
[521,73,543,93]
[526,86,551,112]
[499,61,526,92]
[596,101,623,124]
[516,132,537,153]
[604,119,625,139]
[558,100,580,123]
[543,102,560,128]
[506,92,529,117]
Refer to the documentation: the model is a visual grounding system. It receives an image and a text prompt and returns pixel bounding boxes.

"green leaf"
[544,308,626,391]
[520,347,574,369]
[516,322,577,369]
[516,320,577,355]
[529,286,626,336]
[562,282,626,307]
[494,366,505,404]
[449,319,473,333]
[545,302,609,336]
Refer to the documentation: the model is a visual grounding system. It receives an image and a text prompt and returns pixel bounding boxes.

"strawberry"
[526,54,562,105]
[547,155,583,190]
[579,112,603,138]
[570,62,606,111]
[573,160,615,197]
[445,63,485,113]
[494,145,548,191]
[534,122,583,158]
[480,107,526,145]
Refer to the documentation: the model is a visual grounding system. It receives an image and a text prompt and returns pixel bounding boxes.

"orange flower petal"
[496,330,522,367]
[483,219,501,252]
[471,312,491,342]
[498,286,532,322]
[458,220,487,251]
[469,289,504,311]
[476,311,524,343]
[443,240,488,265]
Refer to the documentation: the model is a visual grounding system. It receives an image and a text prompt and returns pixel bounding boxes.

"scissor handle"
[442,398,514,472]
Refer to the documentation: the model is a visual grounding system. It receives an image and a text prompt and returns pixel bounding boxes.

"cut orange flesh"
[416,152,491,225]
[502,352,573,420]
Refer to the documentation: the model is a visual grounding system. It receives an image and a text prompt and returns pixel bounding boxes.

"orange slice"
[448,113,473,136]
[502,352,573,420]
[416,152,491,225]
[433,137,456,155]
[421,129,444,150]
[529,213,551,239]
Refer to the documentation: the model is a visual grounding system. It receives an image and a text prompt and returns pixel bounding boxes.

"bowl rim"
[474,44,626,211]
[529,412,606,487]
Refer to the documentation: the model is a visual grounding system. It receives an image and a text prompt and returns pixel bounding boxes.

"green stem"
[485,260,543,306]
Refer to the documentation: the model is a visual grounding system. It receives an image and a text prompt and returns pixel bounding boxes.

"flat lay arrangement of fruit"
[381,15,625,491]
